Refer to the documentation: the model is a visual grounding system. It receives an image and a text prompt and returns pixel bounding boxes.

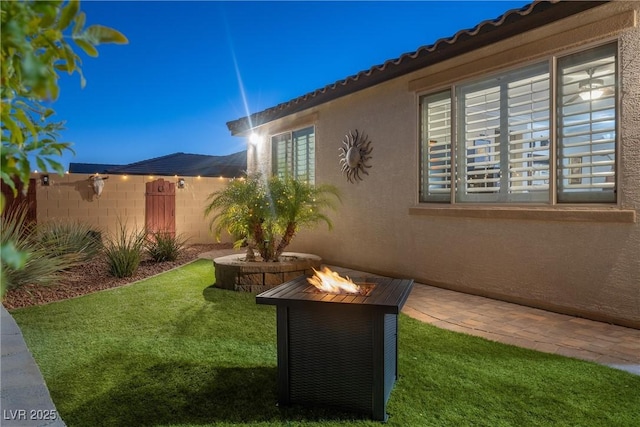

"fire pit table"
[256,273,414,421]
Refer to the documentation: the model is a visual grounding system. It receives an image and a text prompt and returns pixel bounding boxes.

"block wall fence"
[31,172,233,244]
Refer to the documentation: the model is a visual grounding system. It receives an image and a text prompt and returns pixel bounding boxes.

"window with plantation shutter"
[456,62,549,203]
[293,127,315,183]
[272,133,292,179]
[272,126,315,183]
[457,82,502,202]
[507,68,551,200]
[420,91,452,202]
[557,44,616,202]
[418,42,617,206]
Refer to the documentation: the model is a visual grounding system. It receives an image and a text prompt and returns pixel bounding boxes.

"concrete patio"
[330,265,640,376]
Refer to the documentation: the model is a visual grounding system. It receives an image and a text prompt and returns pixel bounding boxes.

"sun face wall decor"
[339,129,373,183]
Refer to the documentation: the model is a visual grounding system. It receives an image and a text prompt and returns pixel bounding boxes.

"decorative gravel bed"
[2,243,231,310]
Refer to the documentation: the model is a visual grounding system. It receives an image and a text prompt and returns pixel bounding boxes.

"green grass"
[10,259,640,426]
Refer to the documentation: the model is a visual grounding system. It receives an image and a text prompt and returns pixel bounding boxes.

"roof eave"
[226,0,607,136]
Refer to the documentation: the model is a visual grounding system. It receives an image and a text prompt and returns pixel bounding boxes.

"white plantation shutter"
[507,70,550,201]
[272,133,292,179]
[456,63,549,203]
[293,127,315,183]
[459,84,501,201]
[557,44,616,202]
[272,126,315,184]
[420,91,452,202]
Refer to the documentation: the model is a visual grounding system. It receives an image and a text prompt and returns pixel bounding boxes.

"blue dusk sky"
[51,0,531,170]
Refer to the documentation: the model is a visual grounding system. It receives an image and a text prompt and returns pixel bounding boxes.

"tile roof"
[226,0,606,135]
[68,163,122,174]
[69,151,247,178]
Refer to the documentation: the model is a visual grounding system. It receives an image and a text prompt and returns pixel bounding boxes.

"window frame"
[419,90,453,202]
[555,43,618,203]
[271,125,316,183]
[455,61,551,204]
[418,41,618,206]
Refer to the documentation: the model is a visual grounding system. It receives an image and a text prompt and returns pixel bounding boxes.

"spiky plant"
[103,219,146,278]
[36,219,103,266]
[204,174,340,262]
[1,205,79,295]
[146,231,187,262]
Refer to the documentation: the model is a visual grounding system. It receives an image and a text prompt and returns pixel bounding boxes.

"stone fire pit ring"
[213,252,322,293]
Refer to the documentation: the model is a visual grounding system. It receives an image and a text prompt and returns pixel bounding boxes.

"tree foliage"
[1,0,127,290]
[1,0,127,204]
[205,174,341,262]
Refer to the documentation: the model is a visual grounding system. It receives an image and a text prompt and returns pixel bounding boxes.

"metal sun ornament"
[339,129,373,183]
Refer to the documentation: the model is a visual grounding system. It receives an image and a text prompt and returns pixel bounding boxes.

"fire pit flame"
[308,267,365,295]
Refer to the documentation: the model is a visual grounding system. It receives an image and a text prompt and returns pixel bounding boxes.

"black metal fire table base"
[256,275,413,421]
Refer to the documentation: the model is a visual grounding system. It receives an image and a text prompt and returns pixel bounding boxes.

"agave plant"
[205,174,340,262]
[36,218,103,264]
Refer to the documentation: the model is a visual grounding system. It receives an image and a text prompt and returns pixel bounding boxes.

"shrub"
[103,220,145,278]
[146,231,186,262]
[1,206,79,294]
[204,174,340,262]
[36,219,103,266]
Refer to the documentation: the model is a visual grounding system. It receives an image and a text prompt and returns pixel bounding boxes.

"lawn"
[10,259,640,426]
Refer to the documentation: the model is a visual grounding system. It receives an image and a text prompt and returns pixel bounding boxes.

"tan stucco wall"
[248,2,640,327]
[32,173,232,244]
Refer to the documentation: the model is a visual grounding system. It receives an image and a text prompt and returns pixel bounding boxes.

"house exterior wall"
[248,2,640,327]
[32,173,232,244]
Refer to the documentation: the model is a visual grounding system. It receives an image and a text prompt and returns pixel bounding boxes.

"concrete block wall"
[32,173,233,244]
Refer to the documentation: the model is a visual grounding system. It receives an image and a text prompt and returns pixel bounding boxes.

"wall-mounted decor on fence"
[88,174,109,198]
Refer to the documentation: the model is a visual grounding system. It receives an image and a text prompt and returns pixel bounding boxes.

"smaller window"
[272,126,315,183]
[420,91,452,202]
[272,132,292,178]
[557,43,616,203]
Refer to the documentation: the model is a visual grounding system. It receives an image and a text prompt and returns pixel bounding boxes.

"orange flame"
[307,267,363,294]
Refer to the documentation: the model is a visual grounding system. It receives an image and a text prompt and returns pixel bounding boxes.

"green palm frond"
[204,174,340,261]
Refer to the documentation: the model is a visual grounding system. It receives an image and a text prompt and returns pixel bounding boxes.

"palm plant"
[204,174,340,262]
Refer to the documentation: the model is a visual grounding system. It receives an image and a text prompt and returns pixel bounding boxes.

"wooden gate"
[1,178,37,225]
[145,178,175,236]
